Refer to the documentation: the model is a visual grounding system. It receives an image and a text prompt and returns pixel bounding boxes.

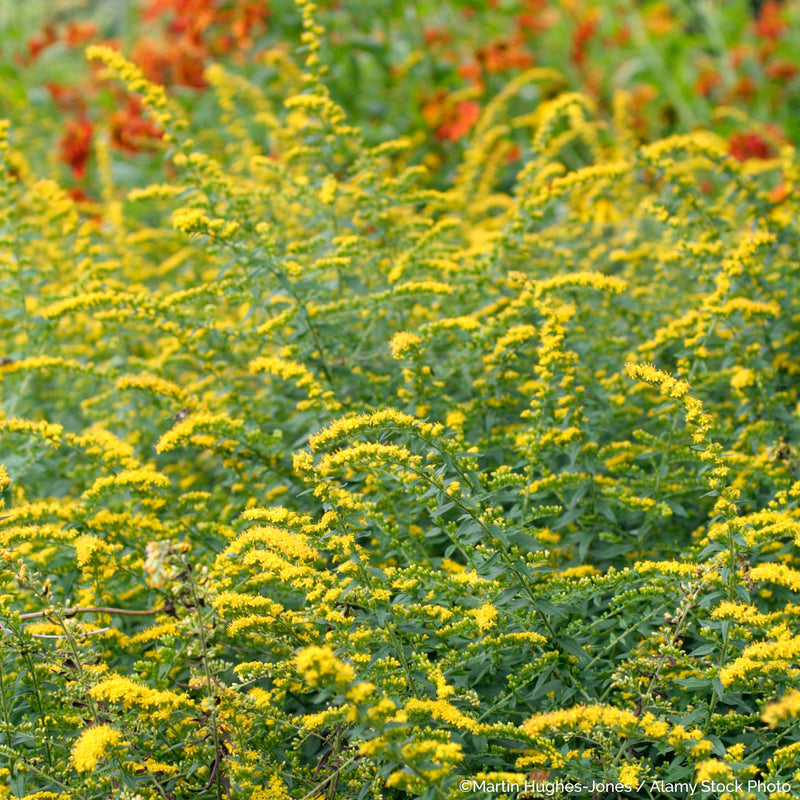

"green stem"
[185,560,225,800]
[19,647,53,768]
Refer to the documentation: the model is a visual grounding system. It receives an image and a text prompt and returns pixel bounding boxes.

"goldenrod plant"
[2,2,800,799]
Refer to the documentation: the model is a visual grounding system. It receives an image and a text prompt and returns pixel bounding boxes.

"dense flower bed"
[2,1,800,799]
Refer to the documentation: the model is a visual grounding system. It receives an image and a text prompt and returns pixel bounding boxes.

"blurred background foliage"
[1,0,799,196]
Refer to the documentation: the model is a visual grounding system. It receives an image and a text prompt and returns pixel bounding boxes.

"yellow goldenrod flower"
[249,356,323,399]
[294,645,355,688]
[406,698,483,734]
[625,362,691,399]
[155,411,244,454]
[389,331,422,360]
[618,764,641,785]
[472,603,498,633]
[82,468,170,502]
[694,759,733,784]
[89,676,187,721]
[74,534,112,568]
[71,724,122,773]
[762,691,800,727]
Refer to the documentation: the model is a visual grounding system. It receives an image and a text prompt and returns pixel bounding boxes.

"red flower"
[110,97,164,154]
[59,116,93,180]
[766,59,798,81]
[67,186,95,204]
[45,82,88,113]
[570,12,599,68]
[25,23,57,63]
[729,131,774,161]
[730,75,757,102]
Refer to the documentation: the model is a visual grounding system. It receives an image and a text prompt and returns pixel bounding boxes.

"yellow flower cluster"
[308,408,442,451]
[71,724,123,773]
[82,468,170,501]
[74,534,112,568]
[317,442,421,477]
[155,411,244,453]
[116,372,193,407]
[389,331,422,360]
[89,676,188,721]
[41,290,133,321]
[762,692,800,727]
[172,207,240,239]
[624,362,691,399]
[85,45,170,126]
[249,356,323,399]
[472,603,498,632]
[66,428,138,470]
[294,645,355,688]
[694,759,734,784]
[0,415,63,446]
[749,562,800,592]
[719,634,800,687]
[406,698,483,735]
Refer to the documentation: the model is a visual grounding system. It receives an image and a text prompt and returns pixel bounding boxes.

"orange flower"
[458,61,483,86]
[516,1,557,34]
[728,42,752,70]
[422,92,482,144]
[132,35,207,88]
[63,21,100,48]
[570,11,600,68]
[141,0,269,57]
[477,37,534,74]
[628,83,658,140]
[755,0,787,40]
[694,70,722,98]
[423,27,452,47]
[608,24,631,48]
[439,100,481,142]
[769,183,790,204]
